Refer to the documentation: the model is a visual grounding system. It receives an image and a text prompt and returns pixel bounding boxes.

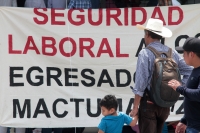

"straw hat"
[136,18,172,38]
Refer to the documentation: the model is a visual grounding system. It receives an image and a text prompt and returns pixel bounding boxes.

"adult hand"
[175,122,186,133]
[130,106,138,117]
[168,79,181,91]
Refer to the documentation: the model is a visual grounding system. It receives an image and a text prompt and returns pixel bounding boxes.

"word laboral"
[8,35,129,58]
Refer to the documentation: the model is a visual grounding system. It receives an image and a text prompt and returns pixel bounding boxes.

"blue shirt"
[68,0,91,9]
[133,41,193,97]
[98,112,132,133]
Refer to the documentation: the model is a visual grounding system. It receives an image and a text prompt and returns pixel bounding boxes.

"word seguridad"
[33,7,183,26]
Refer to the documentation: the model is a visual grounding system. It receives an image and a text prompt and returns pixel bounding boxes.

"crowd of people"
[1,0,200,133]
[0,0,198,9]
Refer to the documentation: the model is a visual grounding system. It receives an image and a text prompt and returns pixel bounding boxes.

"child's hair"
[99,95,118,110]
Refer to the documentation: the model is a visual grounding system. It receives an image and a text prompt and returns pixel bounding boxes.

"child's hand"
[129,115,138,127]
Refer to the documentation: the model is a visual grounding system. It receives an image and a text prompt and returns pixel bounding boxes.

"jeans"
[186,127,199,133]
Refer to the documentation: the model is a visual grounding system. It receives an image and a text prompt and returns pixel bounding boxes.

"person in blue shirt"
[98,95,138,133]
[130,18,192,133]
[169,37,200,133]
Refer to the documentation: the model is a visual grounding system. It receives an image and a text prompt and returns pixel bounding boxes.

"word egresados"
[10,67,132,87]
[33,7,183,26]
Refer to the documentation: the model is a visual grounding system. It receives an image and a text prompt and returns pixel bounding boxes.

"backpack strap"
[146,46,161,58]
[147,46,172,58]
[166,48,173,58]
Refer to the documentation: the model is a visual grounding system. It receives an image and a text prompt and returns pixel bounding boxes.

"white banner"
[0,4,199,127]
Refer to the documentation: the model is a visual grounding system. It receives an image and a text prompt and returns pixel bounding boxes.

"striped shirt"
[133,41,193,97]
[68,0,91,9]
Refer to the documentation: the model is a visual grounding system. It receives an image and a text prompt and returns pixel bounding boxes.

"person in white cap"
[129,18,192,133]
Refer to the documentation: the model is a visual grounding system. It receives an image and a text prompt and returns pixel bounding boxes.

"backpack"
[146,46,181,108]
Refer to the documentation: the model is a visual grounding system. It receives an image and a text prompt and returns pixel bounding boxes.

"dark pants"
[138,100,170,133]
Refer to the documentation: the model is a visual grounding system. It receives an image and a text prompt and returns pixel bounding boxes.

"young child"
[169,37,200,133]
[98,95,138,133]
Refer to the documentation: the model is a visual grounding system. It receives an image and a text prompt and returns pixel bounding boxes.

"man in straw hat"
[129,18,192,133]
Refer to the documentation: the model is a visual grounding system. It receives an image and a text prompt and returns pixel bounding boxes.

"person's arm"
[130,94,141,117]
[176,85,200,102]
[180,115,187,125]
[98,129,104,133]
[123,112,138,127]
[129,115,138,127]
[130,49,151,116]
[98,119,106,133]
[168,79,200,102]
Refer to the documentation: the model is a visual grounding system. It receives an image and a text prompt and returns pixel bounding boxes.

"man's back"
[131,18,193,133]
[133,41,192,97]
